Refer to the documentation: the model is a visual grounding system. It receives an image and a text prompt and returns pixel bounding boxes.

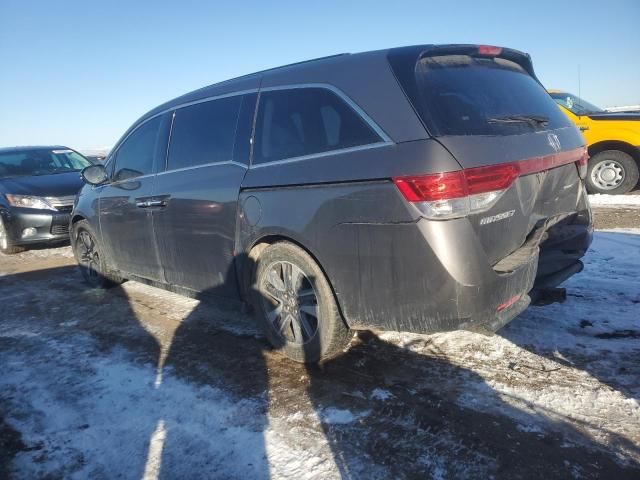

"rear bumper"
[0,207,71,247]
[338,210,591,335]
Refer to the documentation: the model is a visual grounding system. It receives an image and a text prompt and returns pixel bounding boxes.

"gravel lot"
[1,202,639,479]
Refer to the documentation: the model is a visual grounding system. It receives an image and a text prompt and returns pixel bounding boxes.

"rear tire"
[586,150,639,195]
[0,217,25,255]
[71,220,122,288]
[250,242,353,363]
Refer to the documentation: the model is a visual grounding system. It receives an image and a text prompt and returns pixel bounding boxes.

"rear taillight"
[394,146,587,220]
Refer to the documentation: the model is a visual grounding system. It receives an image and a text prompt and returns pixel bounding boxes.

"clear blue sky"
[1,0,638,149]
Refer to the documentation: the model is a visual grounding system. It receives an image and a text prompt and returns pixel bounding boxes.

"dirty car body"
[72,44,592,340]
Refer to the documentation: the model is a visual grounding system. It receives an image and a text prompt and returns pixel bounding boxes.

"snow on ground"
[1,230,639,478]
[382,229,640,462]
[589,193,640,207]
[0,286,338,479]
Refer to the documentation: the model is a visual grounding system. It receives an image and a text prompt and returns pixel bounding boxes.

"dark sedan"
[0,146,91,254]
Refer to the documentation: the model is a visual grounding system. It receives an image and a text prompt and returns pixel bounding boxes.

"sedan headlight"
[5,194,57,211]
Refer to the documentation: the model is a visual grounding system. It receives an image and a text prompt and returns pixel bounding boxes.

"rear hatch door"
[389,45,588,264]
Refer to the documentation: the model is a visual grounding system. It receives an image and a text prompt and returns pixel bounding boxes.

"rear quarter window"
[253,87,382,164]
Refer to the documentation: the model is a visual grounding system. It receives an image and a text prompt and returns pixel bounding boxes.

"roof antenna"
[578,64,581,99]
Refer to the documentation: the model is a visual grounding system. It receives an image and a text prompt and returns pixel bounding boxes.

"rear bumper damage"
[341,209,592,335]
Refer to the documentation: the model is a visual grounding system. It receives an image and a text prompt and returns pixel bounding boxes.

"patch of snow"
[380,231,640,465]
[517,423,544,434]
[287,411,305,422]
[2,230,639,477]
[589,194,640,207]
[59,320,78,328]
[0,335,340,479]
[370,388,394,401]
[321,407,368,424]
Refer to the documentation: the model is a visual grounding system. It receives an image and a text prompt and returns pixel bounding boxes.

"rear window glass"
[253,88,381,164]
[167,96,242,171]
[397,55,572,136]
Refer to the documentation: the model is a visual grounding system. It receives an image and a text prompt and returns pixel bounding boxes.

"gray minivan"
[72,44,592,362]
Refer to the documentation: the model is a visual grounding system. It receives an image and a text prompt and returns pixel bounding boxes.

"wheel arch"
[588,140,640,164]
[240,233,347,323]
[71,214,86,225]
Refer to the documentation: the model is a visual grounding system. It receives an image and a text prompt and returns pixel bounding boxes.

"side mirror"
[81,164,108,185]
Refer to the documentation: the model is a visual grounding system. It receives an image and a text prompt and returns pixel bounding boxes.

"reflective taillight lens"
[394,146,586,220]
[393,171,467,202]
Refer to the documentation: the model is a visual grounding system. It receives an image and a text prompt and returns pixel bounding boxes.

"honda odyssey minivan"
[72,44,592,363]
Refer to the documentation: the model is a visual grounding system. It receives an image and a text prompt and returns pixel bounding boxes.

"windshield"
[549,92,604,115]
[393,54,573,136]
[0,148,91,179]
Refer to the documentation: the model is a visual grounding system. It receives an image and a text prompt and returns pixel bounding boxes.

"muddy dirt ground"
[1,206,639,479]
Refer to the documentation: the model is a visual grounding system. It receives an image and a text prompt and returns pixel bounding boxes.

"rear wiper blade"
[488,115,550,127]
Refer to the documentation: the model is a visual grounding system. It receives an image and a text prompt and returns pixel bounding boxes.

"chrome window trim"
[110,83,392,174]
[109,89,259,161]
[161,94,250,174]
[95,172,156,190]
[258,83,392,143]
[248,142,391,169]
[157,160,248,176]
[251,83,393,169]
[108,172,155,185]
[108,114,165,180]
[158,89,258,117]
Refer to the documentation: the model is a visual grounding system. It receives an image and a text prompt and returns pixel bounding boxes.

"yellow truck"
[549,90,640,194]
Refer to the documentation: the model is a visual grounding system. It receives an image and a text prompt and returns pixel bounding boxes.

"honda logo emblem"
[547,133,561,152]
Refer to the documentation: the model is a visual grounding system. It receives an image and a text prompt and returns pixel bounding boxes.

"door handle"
[579,126,589,132]
[136,196,169,208]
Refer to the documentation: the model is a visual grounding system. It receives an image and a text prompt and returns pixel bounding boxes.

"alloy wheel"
[260,261,319,345]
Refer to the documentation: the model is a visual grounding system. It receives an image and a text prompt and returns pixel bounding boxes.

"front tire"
[71,220,121,288]
[586,150,639,195]
[251,242,352,363]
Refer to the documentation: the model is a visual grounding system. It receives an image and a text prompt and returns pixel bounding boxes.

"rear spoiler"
[400,44,540,83]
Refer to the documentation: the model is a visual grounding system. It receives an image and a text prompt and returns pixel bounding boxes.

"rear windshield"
[395,55,572,136]
[0,149,91,179]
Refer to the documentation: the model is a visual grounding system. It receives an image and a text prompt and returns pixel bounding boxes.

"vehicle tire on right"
[586,150,639,195]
